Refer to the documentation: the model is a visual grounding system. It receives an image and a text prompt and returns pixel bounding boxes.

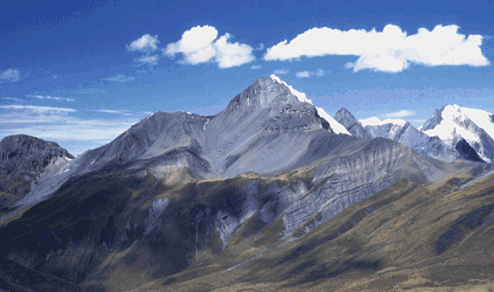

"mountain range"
[1,76,494,291]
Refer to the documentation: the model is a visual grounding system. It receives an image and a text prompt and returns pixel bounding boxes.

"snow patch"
[270,74,312,104]
[360,116,407,127]
[423,105,479,143]
[316,107,351,135]
[270,74,351,135]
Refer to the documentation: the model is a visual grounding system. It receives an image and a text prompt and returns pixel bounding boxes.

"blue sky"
[1,0,493,155]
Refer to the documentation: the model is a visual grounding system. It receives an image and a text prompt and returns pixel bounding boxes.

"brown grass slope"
[131,168,494,292]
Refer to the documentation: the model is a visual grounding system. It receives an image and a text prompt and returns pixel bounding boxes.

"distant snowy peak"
[359,117,408,127]
[269,74,351,135]
[422,104,494,162]
[316,107,352,135]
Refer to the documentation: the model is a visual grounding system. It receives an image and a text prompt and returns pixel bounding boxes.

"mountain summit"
[334,108,462,162]
[421,104,494,162]
[0,78,489,292]
[0,134,73,210]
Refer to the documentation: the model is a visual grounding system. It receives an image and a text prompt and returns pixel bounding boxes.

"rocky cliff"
[0,134,73,211]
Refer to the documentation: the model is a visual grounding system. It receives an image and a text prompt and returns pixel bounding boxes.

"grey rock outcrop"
[334,108,371,139]
[0,135,74,210]
[0,134,73,178]
[334,108,463,162]
[421,105,494,162]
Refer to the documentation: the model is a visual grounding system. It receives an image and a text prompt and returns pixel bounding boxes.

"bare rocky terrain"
[1,76,494,292]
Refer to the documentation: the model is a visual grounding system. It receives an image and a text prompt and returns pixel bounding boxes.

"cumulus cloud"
[384,110,416,118]
[1,68,20,81]
[315,69,325,76]
[264,24,489,72]
[27,95,75,102]
[296,71,311,78]
[163,25,255,68]
[273,68,290,75]
[102,74,135,82]
[127,34,159,53]
[250,65,262,69]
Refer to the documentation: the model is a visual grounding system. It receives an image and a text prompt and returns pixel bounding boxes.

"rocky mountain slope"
[13,75,352,210]
[0,134,73,211]
[421,104,494,163]
[335,108,468,162]
[0,77,491,292]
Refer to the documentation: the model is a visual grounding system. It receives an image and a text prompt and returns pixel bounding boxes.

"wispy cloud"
[0,105,139,155]
[91,109,132,115]
[1,68,20,82]
[384,110,416,118]
[137,54,159,65]
[1,97,22,102]
[0,105,76,112]
[127,34,160,53]
[295,69,325,78]
[264,24,489,72]
[71,88,105,94]
[26,95,75,102]
[295,71,311,78]
[273,68,289,75]
[250,65,262,69]
[102,74,135,83]
[164,25,255,68]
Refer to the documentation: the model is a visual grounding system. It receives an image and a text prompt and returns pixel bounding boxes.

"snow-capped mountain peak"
[270,74,312,104]
[269,74,350,135]
[421,104,494,162]
[359,116,408,127]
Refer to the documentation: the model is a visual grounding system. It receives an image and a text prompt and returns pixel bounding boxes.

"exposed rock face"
[14,77,347,209]
[0,135,73,210]
[0,134,73,177]
[334,108,464,162]
[334,108,371,139]
[421,104,494,162]
[0,77,486,292]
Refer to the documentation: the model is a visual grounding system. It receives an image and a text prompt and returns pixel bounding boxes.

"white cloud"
[1,68,20,81]
[1,97,22,102]
[295,69,325,78]
[296,71,311,78]
[264,24,489,72]
[0,106,139,155]
[91,109,132,115]
[27,95,75,102]
[127,34,159,53]
[163,25,255,68]
[384,110,416,118]
[102,74,135,82]
[274,68,289,75]
[0,105,76,113]
[71,88,105,94]
[214,33,255,68]
[136,54,159,65]
[250,65,262,69]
